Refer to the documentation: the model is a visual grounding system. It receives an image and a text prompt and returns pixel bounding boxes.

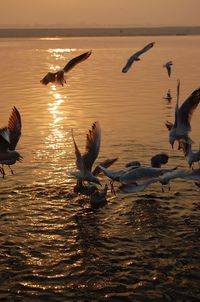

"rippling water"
[0,36,200,301]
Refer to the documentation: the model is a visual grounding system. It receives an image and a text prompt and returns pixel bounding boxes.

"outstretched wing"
[63,50,92,73]
[134,42,155,58]
[82,121,101,171]
[8,106,22,150]
[93,157,118,176]
[178,86,200,132]
[122,42,155,73]
[0,128,10,152]
[40,72,56,85]
[122,55,136,73]
[71,129,84,172]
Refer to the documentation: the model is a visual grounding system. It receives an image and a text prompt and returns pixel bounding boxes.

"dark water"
[0,36,200,301]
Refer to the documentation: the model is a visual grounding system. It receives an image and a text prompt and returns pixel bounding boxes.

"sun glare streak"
[48,48,76,54]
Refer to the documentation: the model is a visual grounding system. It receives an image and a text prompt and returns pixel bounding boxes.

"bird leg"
[0,166,6,179]
[110,181,116,196]
[161,185,165,193]
[8,165,14,175]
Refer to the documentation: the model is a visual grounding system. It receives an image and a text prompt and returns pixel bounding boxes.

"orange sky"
[1,0,200,27]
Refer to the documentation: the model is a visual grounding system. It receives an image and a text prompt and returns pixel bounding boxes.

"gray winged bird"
[165,80,200,149]
[179,140,200,169]
[163,60,173,77]
[0,107,22,177]
[40,50,92,86]
[122,42,155,73]
[71,121,102,187]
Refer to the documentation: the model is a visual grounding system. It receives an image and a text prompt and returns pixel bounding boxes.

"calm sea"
[0,36,200,301]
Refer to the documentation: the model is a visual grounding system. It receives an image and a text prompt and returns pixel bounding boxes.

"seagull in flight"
[122,42,155,73]
[165,80,200,149]
[0,107,22,178]
[163,61,173,77]
[40,50,92,86]
[71,121,102,187]
[119,167,178,193]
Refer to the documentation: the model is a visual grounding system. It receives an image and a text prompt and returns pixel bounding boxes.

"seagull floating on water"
[40,50,92,86]
[0,107,22,178]
[165,80,200,149]
[163,61,173,77]
[122,42,155,73]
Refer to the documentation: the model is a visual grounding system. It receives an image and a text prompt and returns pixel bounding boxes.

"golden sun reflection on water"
[48,48,76,60]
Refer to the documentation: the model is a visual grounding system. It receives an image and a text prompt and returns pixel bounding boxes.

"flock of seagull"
[0,42,200,206]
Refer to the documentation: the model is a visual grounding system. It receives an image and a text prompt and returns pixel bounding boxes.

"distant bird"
[165,80,200,149]
[40,50,92,86]
[0,107,22,178]
[122,42,155,73]
[90,184,108,207]
[71,121,102,187]
[163,61,173,77]
[180,140,200,169]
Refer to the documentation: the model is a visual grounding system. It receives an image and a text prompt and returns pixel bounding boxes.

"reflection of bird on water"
[40,50,92,86]
[165,80,200,149]
[0,107,23,178]
[163,89,172,102]
[122,42,155,73]
[163,60,173,77]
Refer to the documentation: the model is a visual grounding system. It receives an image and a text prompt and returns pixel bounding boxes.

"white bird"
[120,168,200,193]
[163,61,173,77]
[0,107,22,178]
[120,166,177,185]
[73,157,118,195]
[71,121,102,187]
[122,42,155,73]
[97,164,139,182]
[40,50,92,86]
[165,80,200,149]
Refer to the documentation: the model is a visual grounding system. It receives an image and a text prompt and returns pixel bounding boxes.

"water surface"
[0,36,200,301]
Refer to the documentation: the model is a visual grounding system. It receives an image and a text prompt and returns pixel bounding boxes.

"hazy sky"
[1,0,200,27]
